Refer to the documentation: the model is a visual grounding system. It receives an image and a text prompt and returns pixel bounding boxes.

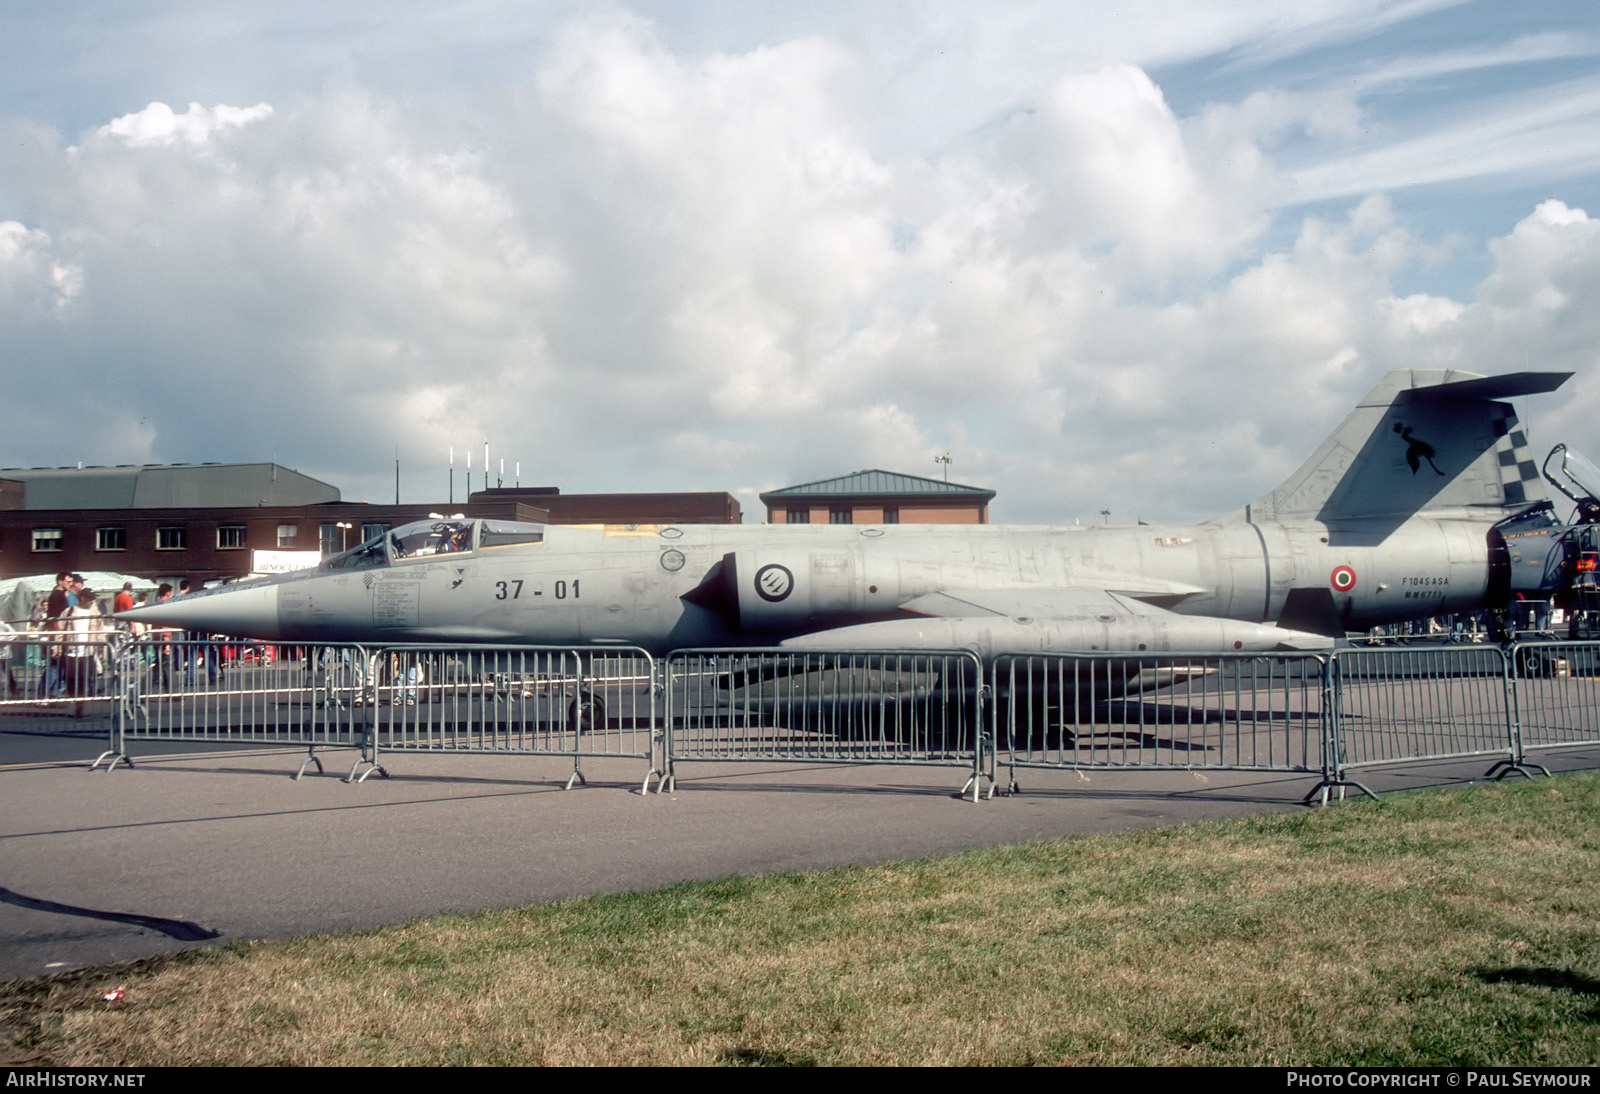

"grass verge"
[4,773,1599,1065]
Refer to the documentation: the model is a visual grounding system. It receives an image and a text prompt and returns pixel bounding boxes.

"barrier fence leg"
[345,730,389,783]
[90,730,130,773]
[1483,646,1549,781]
[344,663,389,784]
[1300,657,1376,806]
[562,660,587,791]
[957,681,995,802]
[1299,763,1379,806]
[655,678,676,794]
[642,731,664,795]
[91,644,134,773]
[294,746,324,781]
[958,760,988,801]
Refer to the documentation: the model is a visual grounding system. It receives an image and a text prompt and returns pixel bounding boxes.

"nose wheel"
[568,690,605,733]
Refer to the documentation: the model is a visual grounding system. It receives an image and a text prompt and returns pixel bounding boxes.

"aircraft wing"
[781,584,1331,656]
[897,585,1202,621]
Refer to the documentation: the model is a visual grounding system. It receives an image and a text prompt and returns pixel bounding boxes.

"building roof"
[469,488,742,524]
[760,469,995,502]
[0,463,341,510]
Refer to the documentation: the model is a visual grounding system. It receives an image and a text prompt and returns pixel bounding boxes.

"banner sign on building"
[251,550,321,575]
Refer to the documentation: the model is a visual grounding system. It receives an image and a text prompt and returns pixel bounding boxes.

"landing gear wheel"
[568,691,605,733]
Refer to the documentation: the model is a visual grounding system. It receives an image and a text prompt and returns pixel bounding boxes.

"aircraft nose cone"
[119,582,281,639]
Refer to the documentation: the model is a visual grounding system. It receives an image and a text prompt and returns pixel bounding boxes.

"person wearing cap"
[44,572,70,620]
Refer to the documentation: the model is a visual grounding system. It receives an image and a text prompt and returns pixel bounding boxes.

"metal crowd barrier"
[0,628,125,741]
[662,648,992,798]
[1326,645,1519,796]
[366,645,660,791]
[109,636,370,777]
[8,633,1600,803]
[994,652,1331,794]
[1506,641,1600,767]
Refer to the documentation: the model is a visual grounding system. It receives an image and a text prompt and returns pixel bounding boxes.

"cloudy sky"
[2,1,1597,523]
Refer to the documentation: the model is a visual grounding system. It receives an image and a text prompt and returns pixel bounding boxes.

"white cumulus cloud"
[96,101,274,147]
[0,6,1597,526]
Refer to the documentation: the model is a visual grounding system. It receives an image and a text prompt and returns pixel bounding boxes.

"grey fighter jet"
[121,369,1577,658]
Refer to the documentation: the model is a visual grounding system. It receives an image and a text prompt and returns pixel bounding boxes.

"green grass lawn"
[5,773,1598,1066]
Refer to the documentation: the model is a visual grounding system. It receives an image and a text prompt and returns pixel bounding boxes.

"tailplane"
[1242,369,1570,530]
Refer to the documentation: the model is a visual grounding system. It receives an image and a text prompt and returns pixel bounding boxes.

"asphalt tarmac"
[3,715,1597,981]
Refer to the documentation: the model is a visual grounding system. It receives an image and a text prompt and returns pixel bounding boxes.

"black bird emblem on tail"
[1395,422,1445,475]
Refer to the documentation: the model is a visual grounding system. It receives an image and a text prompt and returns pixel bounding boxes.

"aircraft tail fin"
[1242,369,1570,527]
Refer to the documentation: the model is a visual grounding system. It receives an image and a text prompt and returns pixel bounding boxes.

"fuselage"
[122,511,1497,652]
[117,368,1575,658]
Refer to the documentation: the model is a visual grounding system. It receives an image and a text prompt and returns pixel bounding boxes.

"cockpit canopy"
[322,518,545,571]
[390,520,473,559]
[1545,444,1600,521]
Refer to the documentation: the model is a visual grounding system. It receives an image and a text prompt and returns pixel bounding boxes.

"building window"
[32,528,63,552]
[785,509,809,525]
[156,526,187,551]
[276,524,299,548]
[829,508,853,525]
[883,508,899,525]
[96,527,126,551]
[217,526,247,550]
[319,524,342,556]
[361,522,391,543]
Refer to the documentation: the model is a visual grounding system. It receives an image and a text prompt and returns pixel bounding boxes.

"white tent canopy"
[0,572,159,624]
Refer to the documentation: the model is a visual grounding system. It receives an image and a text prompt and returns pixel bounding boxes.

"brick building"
[0,464,740,588]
